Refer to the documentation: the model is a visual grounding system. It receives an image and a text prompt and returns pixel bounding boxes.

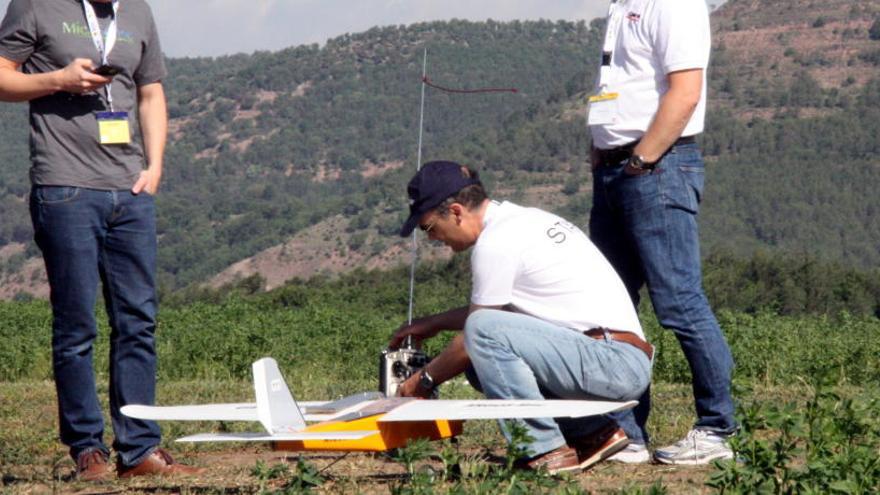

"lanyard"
[82,0,119,110]
[598,0,626,90]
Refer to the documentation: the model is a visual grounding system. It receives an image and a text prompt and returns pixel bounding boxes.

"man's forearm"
[0,66,62,102]
[423,333,470,386]
[422,305,504,385]
[427,306,470,332]
[633,69,703,163]
[137,83,167,170]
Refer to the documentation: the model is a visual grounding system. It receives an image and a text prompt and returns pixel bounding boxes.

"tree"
[870,18,880,40]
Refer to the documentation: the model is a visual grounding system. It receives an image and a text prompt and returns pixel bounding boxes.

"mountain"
[1,0,879,299]
[0,19,601,297]
[698,0,880,263]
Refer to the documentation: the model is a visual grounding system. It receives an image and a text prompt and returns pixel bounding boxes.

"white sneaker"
[653,429,734,465]
[607,443,650,464]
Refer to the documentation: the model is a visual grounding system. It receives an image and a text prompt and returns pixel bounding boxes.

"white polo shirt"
[470,201,644,338]
[588,0,711,149]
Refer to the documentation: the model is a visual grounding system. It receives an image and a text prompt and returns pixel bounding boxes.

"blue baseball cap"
[399,161,481,237]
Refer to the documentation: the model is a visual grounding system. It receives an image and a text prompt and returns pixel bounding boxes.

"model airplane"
[122,357,637,452]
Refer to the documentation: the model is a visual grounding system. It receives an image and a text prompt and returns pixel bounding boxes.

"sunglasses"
[419,217,438,233]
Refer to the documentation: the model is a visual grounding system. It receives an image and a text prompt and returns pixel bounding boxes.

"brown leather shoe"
[117,448,205,478]
[572,425,630,470]
[513,445,582,474]
[76,449,114,481]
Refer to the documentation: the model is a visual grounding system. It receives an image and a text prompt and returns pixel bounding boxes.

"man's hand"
[132,167,161,195]
[0,56,109,102]
[396,371,433,398]
[56,58,111,94]
[389,318,440,349]
[389,306,471,349]
[388,307,472,398]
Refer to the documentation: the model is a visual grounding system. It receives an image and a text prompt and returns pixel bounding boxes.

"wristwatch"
[418,368,435,391]
[627,154,654,171]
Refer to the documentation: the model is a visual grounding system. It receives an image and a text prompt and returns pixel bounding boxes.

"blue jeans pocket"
[34,186,81,205]
[660,147,705,214]
[659,167,702,214]
[618,169,661,213]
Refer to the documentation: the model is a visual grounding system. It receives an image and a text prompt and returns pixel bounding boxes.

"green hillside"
[1,0,879,295]
[0,19,601,291]
[698,0,880,265]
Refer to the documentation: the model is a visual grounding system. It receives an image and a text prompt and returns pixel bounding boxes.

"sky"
[0,0,724,58]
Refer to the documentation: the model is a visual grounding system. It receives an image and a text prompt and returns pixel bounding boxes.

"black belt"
[592,135,696,168]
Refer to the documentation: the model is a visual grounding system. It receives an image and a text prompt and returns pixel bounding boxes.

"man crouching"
[389,161,653,474]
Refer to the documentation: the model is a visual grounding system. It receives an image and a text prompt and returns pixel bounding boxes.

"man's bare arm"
[631,68,703,164]
[396,304,503,397]
[389,305,470,348]
[132,82,167,195]
[0,56,110,102]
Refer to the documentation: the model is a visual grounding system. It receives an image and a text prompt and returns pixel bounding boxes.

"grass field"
[2,269,879,493]
[0,380,807,494]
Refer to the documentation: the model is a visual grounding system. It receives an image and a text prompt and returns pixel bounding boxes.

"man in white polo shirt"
[389,161,652,474]
[586,0,737,464]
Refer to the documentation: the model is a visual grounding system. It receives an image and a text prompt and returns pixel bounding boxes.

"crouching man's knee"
[462,308,499,353]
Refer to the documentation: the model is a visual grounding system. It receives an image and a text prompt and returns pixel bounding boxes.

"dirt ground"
[0,380,724,493]
[1,444,716,494]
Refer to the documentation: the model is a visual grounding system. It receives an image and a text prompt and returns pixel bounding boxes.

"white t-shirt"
[588,0,711,149]
[470,201,644,338]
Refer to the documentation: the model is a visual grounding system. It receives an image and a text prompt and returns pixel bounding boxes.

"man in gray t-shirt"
[0,0,201,480]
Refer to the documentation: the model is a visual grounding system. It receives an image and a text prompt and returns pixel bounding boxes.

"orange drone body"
[275,415,463,452]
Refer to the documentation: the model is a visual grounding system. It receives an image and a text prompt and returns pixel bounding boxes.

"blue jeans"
[30,186,161,466]
[462,309,651,456]
[589,142,737,443]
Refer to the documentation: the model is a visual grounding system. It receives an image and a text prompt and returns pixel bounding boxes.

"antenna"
[406,47,428,327]
[402,49,515,330]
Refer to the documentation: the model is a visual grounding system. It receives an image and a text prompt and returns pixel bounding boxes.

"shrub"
[708,375,880,493]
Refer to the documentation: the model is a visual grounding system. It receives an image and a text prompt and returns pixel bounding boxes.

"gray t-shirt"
[0,0,166,190]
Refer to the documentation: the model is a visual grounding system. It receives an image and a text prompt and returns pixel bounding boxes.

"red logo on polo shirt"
[626,12,641,22]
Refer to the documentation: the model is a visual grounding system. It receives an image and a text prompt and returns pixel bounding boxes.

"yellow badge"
[96,111,131,145]
[587,91,620,126]
[588,92,619,103]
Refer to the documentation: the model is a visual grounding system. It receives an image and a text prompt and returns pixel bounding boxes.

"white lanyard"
[598,0,627,90]
[82,0,119,110]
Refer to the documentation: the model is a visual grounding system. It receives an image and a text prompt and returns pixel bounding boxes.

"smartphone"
[92,64,123,77]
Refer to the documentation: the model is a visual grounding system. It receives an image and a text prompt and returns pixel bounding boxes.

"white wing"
[122,399,381,424]
[379,399,637,422]
[122,403,258,422]
[177,430,378,443]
